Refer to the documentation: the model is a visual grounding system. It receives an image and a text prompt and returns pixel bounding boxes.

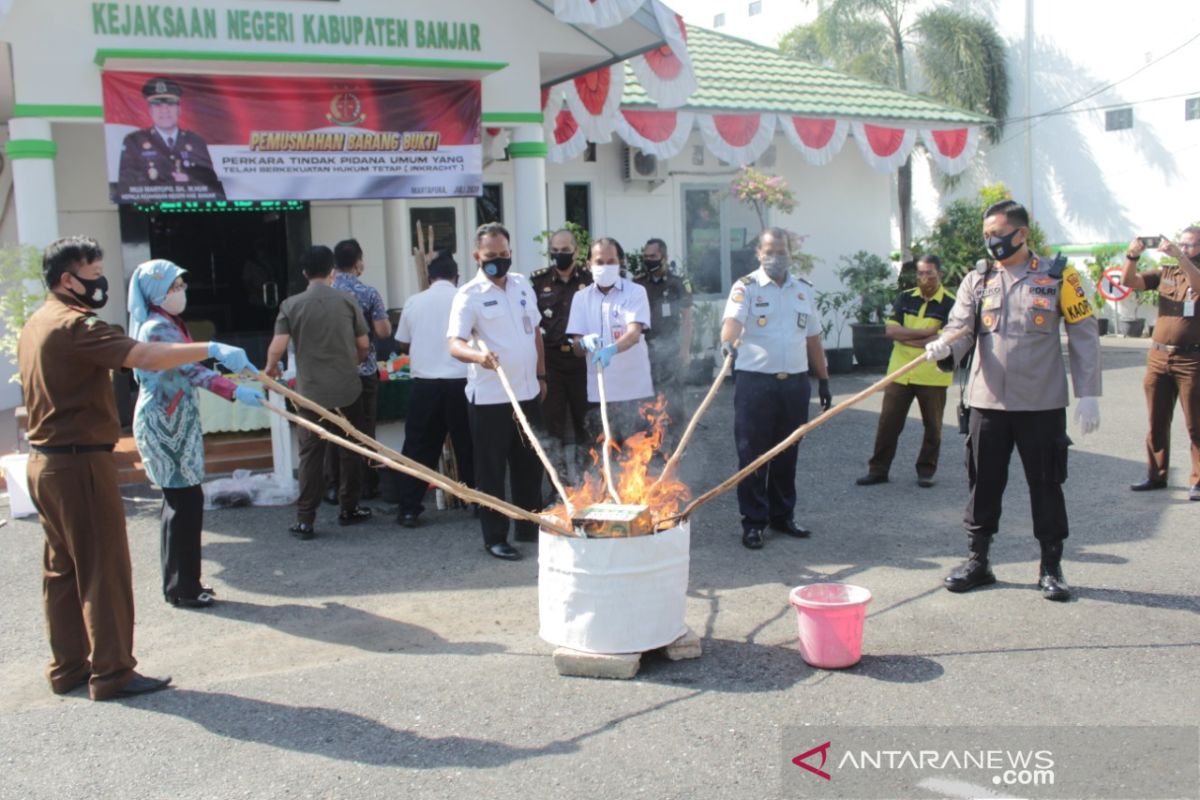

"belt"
[550,343,573,353]
[1151,341,1200,354]
[775,372,793,380]
[32,444,115,455]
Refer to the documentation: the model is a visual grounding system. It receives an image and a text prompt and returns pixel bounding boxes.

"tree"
[780,2,1009,259]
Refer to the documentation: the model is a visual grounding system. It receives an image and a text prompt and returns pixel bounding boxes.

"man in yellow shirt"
[857,255,955,487]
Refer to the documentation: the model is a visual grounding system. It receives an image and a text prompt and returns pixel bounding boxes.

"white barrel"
[538,521,690,654]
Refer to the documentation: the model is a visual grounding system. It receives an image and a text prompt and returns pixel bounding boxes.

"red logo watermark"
[793,741,832,781]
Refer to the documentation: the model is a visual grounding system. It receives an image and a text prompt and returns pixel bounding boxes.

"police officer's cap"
[142,78,182,103]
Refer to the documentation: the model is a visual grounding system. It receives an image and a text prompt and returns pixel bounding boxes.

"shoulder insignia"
[531,267,549,279]
[738,275,754,286]
[797,276,813,287]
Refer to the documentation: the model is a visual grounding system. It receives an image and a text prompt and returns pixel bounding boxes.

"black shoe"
[112,673,172,699]
[1130,478,1167,492]
[944,558,996,592]
[338,506,373,526]
[323,487,338,505]
[1190,485,1200,502]
[398,512,419,528]
[166,591,215,609]
[289,522,316,540]
[742,528,764,550]
[486,542,521,560]
[770,519,811,538]
[855,473,888,486]
[1038,566,1071,601]
[917,476,936,488]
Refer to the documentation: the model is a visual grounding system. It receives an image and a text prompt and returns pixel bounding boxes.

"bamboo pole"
[595,364,622,504]
[254,373,575,536]
[660,329,969,526]
[652,350,734,489]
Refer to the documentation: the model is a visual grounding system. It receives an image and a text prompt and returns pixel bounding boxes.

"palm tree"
[780,2,1009,259]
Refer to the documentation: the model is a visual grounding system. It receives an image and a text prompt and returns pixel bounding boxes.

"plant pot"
[686,354,716,385]
[1097,318,1110,336]
[850,323,892,368]
[825,348,854,374]
[1119,318,1145,338]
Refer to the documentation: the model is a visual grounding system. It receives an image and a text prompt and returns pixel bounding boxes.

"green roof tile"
[622,26,994,127]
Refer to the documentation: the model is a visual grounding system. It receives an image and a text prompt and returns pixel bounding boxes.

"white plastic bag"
[202,469,298,510]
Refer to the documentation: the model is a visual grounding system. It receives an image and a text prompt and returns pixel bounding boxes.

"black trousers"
[469,399,545,546]
[397,378,475,516]
[542,348,589,470]
[734,370,810,530]
[325,374,380,495]
[298,394,364,523]
[965,407,1070,544]
[161,484,206,600]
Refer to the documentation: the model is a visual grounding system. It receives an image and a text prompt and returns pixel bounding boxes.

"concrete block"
[552,647,641,679]
[663,627,702,661]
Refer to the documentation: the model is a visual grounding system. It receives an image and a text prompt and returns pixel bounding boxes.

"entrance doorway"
[681,185,760,296]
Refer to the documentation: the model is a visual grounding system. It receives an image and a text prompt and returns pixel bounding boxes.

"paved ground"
[0,339,1196,800]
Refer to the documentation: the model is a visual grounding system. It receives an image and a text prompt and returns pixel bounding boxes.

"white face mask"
[160,289,187,315]
[593,263,620,288]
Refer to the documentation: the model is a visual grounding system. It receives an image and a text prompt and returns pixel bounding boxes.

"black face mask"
[985,229,1023,261]
[482,257,512,279]
[643,258,663,272]
[68,273,109,309]
[551,252,574,271]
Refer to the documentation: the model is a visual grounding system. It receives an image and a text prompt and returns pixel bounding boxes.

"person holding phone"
[1121,228,1200,501]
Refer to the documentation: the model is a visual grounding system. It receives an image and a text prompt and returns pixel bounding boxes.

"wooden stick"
[660,328,970,526]
[595,364,622,504]
[254,376,576,537]
[652,351,734,489]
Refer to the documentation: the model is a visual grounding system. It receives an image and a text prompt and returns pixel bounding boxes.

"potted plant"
[816,289,855,373]
[836,251,897,368]
[730,166,796,231]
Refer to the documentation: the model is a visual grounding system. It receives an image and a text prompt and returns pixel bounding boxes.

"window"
[748,1,762,15]
[1186,97,1200,121]
[713,12,725,27]
[1105,108,1132,131]
[564,183,591,232]
[476,183,503,226]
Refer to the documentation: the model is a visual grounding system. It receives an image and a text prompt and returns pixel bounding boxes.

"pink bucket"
[789,583,872,669]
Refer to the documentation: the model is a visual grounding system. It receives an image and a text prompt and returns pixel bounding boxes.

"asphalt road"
[1,339,1196,800]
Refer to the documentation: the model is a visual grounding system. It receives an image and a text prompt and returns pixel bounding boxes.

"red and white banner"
[630,2,696,108]
[102,72,481,204]
[553,0,645,27]
[850,122,917,173]
[921,126,981,175]
[544,86,589,164]
[780,117,849,166]
[697,113,776,167]
[562,65,624,142]
[613,109,694,158]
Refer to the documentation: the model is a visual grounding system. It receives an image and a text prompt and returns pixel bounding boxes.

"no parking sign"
[1099,266,1132,302]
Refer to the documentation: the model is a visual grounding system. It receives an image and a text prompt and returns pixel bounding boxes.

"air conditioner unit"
[620,145,668,182]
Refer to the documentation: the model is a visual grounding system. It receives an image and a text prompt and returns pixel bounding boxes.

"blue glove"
[208,341,257,374]
[592,343,618,369]
[579,333,602,353]
[233,384,264,408]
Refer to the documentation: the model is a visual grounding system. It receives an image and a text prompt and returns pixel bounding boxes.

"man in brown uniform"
[19,235,257,699]
[530,229,591,477]
[634,238,693,448]
[1121,228,1200,500]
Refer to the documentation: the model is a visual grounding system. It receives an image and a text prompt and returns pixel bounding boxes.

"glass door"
[682,185,762,296]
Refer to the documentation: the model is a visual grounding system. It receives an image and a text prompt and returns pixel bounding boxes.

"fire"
[548,395,692,529]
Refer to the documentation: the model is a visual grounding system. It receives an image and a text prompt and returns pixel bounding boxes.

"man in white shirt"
[567,238,656,447]
[394,252,474,528]
[447,223,547,561]
[720,228,831,550]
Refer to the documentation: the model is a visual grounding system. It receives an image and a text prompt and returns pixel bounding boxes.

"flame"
[549,395,692,528]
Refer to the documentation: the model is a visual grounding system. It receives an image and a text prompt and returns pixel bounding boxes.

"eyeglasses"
[1179,242,1200,249]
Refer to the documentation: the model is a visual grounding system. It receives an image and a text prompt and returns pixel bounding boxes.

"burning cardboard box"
[571,503,654,538]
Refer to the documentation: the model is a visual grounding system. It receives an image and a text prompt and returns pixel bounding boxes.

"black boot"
[944,533,996,593]
[1038,542,1070,601]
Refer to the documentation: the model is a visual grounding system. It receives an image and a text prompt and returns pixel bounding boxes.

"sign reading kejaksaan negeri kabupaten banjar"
[102,72,482,204]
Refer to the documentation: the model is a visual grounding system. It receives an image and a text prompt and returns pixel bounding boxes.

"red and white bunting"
[850,122,918,173]
[780,117,849,166]
[553,0,645,27]
[697,113,777,167]
[613,109,695,158]
[544,86,589,164]
[562,65,624,142]
[630,1,696,108]
[921,126,982,175]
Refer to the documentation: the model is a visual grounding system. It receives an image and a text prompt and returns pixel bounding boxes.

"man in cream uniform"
[566,237,655,446]
[448,223,546,561]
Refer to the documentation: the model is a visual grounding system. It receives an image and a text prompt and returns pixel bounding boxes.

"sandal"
[289,522,316,540]
[166,591,216,609]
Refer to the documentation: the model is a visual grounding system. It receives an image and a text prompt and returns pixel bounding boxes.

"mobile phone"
[1138,235,1163,249]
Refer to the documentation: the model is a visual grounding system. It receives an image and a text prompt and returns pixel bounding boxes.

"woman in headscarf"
[128,259,263,609]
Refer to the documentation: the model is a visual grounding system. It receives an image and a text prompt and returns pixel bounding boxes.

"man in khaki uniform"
[19,235,255,699]
[926,200,1102,601]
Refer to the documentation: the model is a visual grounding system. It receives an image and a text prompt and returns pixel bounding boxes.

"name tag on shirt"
[1185,300,1196,317]
[797,313,808,329]
[523,316,534,334]
[662,303,672,317]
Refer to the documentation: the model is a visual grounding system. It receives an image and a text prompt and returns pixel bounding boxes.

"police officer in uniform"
[720,227,832,550]
[634,238,693,448]
[116,77,225,200]
[530,229,591,477]
[925,200,1102,601]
